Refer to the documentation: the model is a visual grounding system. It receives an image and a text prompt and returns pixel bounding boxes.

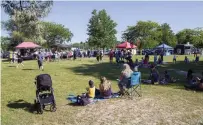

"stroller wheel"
[37,103,43,114]
[50,104,56,112]
[43,105,45,110]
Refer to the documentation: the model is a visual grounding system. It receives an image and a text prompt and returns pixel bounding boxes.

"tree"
[1,36,11,51]
[87,9,117,49]
[176,28,203,47]
[122,21,162,48]
[41,22,73,48]
[1,0,53,47]
[161,23,177,47]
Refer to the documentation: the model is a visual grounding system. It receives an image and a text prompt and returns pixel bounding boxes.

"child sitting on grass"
[77,80,96,106]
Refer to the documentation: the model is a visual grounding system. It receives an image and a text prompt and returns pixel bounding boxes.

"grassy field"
[1,55,203,125]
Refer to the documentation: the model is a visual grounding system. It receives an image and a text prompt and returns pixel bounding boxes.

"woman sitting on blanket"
[99,77,112,98]
[195,72,203,91]
[184,69,196,89]
[185,71,203,91]
[143,65,159,84]
[159,70,177,84]
[118,64,133,95]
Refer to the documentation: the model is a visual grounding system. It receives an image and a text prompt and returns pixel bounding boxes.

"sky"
[1,1,203,43]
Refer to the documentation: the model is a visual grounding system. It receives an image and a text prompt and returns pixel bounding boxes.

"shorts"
[18,58,23,63]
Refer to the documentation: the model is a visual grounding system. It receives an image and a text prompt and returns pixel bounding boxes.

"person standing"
[73,50,77,60]
[173,54,177,64]
[109,49,114,63]
[16,53,24,68]
[37,52,44,71]
[96,50,100,62]
[99,50,103,61]
[154,53,157,64]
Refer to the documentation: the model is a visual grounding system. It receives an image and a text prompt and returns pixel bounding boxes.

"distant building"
[174,42,194,55]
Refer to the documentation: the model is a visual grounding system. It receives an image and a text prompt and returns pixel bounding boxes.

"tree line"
[1,1,203,51]
[1,0,73,50]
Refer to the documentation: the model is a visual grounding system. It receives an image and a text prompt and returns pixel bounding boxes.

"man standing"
[37,52,44,71]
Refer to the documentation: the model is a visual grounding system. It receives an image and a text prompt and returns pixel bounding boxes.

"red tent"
[116,41,136,49]
[15,42,41,49]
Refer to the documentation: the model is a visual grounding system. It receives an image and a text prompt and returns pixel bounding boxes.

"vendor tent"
[155,43,173,50]
[15,42,41,49]
[116,41,136,49]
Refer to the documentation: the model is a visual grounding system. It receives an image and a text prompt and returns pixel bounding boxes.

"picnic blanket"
[67,93,120,104]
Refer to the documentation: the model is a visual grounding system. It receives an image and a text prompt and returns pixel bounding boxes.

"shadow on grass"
[66,103,81,107]
[68,62,121,81]
[8,65,16,67]
[1,59,10,62]
[68,61,198,90]
[7,99,35,113]
[22,68,37,70]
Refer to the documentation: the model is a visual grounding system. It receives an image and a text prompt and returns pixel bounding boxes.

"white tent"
[155,43,173,49]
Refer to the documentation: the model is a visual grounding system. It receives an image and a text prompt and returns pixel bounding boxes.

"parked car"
[1,51,10,59]
[22,55,35,60]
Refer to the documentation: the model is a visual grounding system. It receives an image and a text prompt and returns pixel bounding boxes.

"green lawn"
[1,55,203,125]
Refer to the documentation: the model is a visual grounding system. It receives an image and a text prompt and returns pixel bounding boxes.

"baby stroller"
[34,74,56,114]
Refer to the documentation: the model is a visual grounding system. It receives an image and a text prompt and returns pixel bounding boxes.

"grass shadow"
[22,69,37,70]
[1,59,10,62]
[69,61,198,90]
[66,103,81,107]
[68,62,121,81]
[8,65,16,67]
[7,99,36,113]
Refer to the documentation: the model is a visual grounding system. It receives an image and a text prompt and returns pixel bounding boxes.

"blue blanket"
[67,93,120,104]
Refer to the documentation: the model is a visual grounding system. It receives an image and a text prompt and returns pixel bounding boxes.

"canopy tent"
[155,43,173,50]
[116,41,137,49]
[15,42,41,49]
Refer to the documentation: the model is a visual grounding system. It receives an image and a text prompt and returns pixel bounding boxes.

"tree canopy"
[176,28,203,48]
[87,9,117,49]
[41,22,73,48]
[122,21,177,49]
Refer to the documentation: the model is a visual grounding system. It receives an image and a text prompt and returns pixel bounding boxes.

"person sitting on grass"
[99,77,112,99]
[117,64,133,95]
[159,70,177,84]
[134,59,139,67]
[77,80,96,105]
[184,69,197,90]
[149,65,159,84]
[195,72,203,91]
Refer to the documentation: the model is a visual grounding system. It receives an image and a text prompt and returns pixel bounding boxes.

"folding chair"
[124,72,142,99]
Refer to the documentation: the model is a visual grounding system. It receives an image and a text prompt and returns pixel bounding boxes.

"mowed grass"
[1,55,203,125]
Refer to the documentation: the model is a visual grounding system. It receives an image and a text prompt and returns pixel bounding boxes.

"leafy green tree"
[176,28,203,47]
[87,9,117,49]
[122,21,161,48]
[1,36,11,51]
[41,22,73,48]
[161,23,177,47]
[1,0,53,47]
